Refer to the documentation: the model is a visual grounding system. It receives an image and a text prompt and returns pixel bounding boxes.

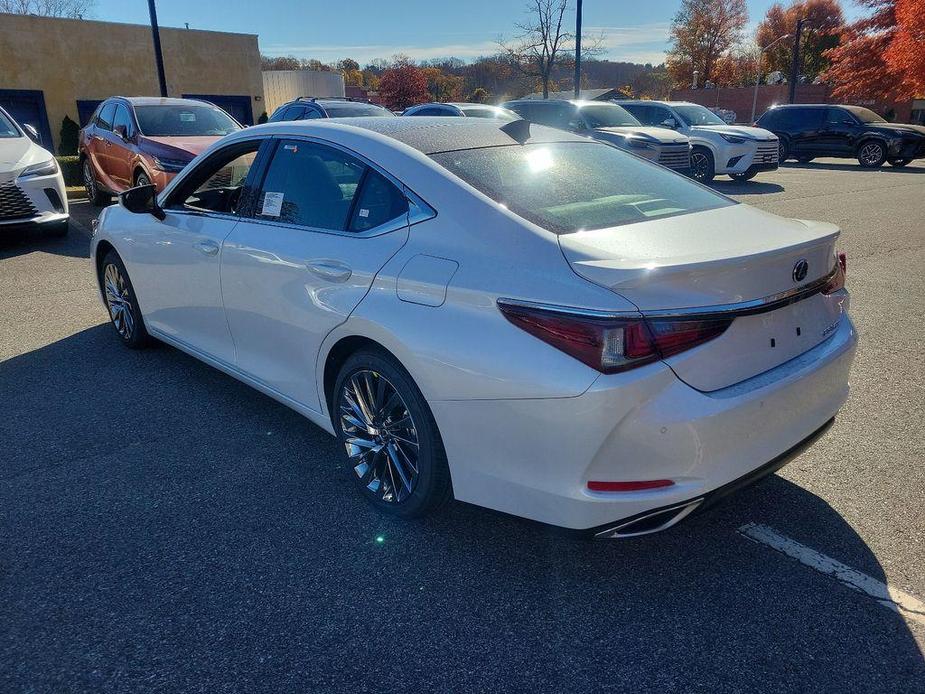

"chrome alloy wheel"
[103,263,135,339]
[859,142,884,166]
[339,369,420,503]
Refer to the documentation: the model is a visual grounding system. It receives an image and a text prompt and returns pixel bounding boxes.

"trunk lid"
[558,204,844,391]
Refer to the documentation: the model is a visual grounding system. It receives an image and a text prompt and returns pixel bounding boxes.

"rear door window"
[254,140,365,231]
[348,170,408,232]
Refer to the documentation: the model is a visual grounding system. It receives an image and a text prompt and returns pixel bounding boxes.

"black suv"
[268,97,393,122]
[756,104,925,168]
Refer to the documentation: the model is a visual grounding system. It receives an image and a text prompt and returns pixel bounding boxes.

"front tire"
[888,158,910,168]
[690,147,715,183]
[729,169,757,182]
[100,251,151,349]
[797,155,814,164]
[333,349,451,519]
[857,141,886,168]
[135,171,152,187]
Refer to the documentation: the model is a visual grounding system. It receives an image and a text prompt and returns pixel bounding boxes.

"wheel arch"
[856,136,887,154]
[94,239,118,291]
[321,334,407,422]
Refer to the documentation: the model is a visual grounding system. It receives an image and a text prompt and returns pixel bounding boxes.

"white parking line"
[738,523,925,626]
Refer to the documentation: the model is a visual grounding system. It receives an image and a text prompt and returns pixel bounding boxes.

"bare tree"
[501,0,575,98]
[0,0,95,18]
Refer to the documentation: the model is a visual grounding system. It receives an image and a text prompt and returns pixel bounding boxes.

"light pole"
[573,0,583,99]
[148,0,168,97]
[751,34,791,123]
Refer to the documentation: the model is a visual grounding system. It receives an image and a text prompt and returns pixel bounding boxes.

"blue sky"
[91,0,862,66]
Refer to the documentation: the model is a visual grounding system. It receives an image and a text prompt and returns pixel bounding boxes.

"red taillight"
[588,479,675,492]
[823,252,847,294]
[497,302,732,374]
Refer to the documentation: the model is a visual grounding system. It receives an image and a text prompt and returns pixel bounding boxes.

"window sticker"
[261,192,284,217]
[179,112,196,122]
[358,208,370,218]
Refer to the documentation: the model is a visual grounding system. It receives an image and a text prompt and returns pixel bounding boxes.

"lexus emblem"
[792,259,809,283]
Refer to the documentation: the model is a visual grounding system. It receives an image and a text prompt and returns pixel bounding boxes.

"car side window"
[303,108,323,119]
[168,140,262,215]
[825,108,852,126]
[625,104,655,125]
[96,103,116,131]
[254,140,366,231]
[348,170,408,232]
[112,104,134,137]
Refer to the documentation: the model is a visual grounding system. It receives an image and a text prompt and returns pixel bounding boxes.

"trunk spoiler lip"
[498,265,839,322]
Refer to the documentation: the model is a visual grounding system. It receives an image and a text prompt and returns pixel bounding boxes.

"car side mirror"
[23,124,41,143]
[114,124,130,141]
[121,184,165,220]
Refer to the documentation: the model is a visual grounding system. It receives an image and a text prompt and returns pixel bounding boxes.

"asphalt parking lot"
[2,160,924,692]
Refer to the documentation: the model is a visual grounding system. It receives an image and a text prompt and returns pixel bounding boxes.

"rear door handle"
[194,240,220,257]
[306,260,352,283]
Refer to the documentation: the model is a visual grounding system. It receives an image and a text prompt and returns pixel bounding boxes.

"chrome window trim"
[497,266,838,321]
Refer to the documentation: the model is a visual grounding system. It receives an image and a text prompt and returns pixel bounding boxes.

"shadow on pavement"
[0,222,89,260]
[1,326,923,692]
[710,179,785,195]
[783,161,925,174]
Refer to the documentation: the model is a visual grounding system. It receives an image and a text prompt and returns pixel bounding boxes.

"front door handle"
[194,240,220,257]
[306,260,352,283]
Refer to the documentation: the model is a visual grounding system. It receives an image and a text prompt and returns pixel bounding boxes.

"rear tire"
[333,349,452,519]
[689,147,715,183]
[83,158,111,207]
[857,140,886,168]
[100,251,151,349]
[797,155,814,164]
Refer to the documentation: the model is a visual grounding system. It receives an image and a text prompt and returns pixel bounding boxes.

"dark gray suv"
[268,98,393,121]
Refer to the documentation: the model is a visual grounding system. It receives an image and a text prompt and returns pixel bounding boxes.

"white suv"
[616,100,779,183]
[0,106,69,237]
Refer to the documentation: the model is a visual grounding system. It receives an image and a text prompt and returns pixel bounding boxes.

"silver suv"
[502,99,691,174]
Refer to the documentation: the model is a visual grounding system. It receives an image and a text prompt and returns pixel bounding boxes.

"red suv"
[78,97,242,205]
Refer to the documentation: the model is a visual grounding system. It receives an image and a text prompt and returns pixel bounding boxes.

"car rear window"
[430,142,733,234]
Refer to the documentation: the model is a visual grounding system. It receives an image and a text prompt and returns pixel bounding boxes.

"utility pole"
[148,0,168,97]
[573,0,583,99]
[788,18,804,104]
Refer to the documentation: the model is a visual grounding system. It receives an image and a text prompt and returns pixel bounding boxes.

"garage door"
[182,94,253,126]
[0,89,53,149]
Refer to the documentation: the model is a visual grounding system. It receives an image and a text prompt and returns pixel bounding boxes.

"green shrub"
[258,111,268,124]
[59,115,79,155]
[56,156,82,186]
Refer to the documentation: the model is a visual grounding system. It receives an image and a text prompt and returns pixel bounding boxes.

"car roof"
[238,117,587,154]
[766,104,831,109]
[116,97,213,107]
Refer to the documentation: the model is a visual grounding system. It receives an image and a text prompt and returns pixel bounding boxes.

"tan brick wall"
[0,13,264,150]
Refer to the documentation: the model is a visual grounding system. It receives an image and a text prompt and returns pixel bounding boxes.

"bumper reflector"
[588,480,675,492]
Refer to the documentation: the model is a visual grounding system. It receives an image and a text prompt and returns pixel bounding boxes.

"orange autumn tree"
[756,0,844,81]
[379,58,430,111]
[885,0,925,95]
[824,0,904,100]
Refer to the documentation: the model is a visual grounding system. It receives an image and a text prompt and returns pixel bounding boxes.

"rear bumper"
[431,315,857,531]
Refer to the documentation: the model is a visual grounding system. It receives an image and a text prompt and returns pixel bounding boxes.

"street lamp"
[751,34,791,123]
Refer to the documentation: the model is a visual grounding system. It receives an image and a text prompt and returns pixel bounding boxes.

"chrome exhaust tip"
[594,498,704,539]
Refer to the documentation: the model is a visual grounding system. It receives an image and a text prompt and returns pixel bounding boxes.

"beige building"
[262,70,345,115]
[0,13,265,152]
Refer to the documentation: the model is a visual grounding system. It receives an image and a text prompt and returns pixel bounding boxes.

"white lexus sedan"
[90,118,856,537]
[1,106,69,237]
